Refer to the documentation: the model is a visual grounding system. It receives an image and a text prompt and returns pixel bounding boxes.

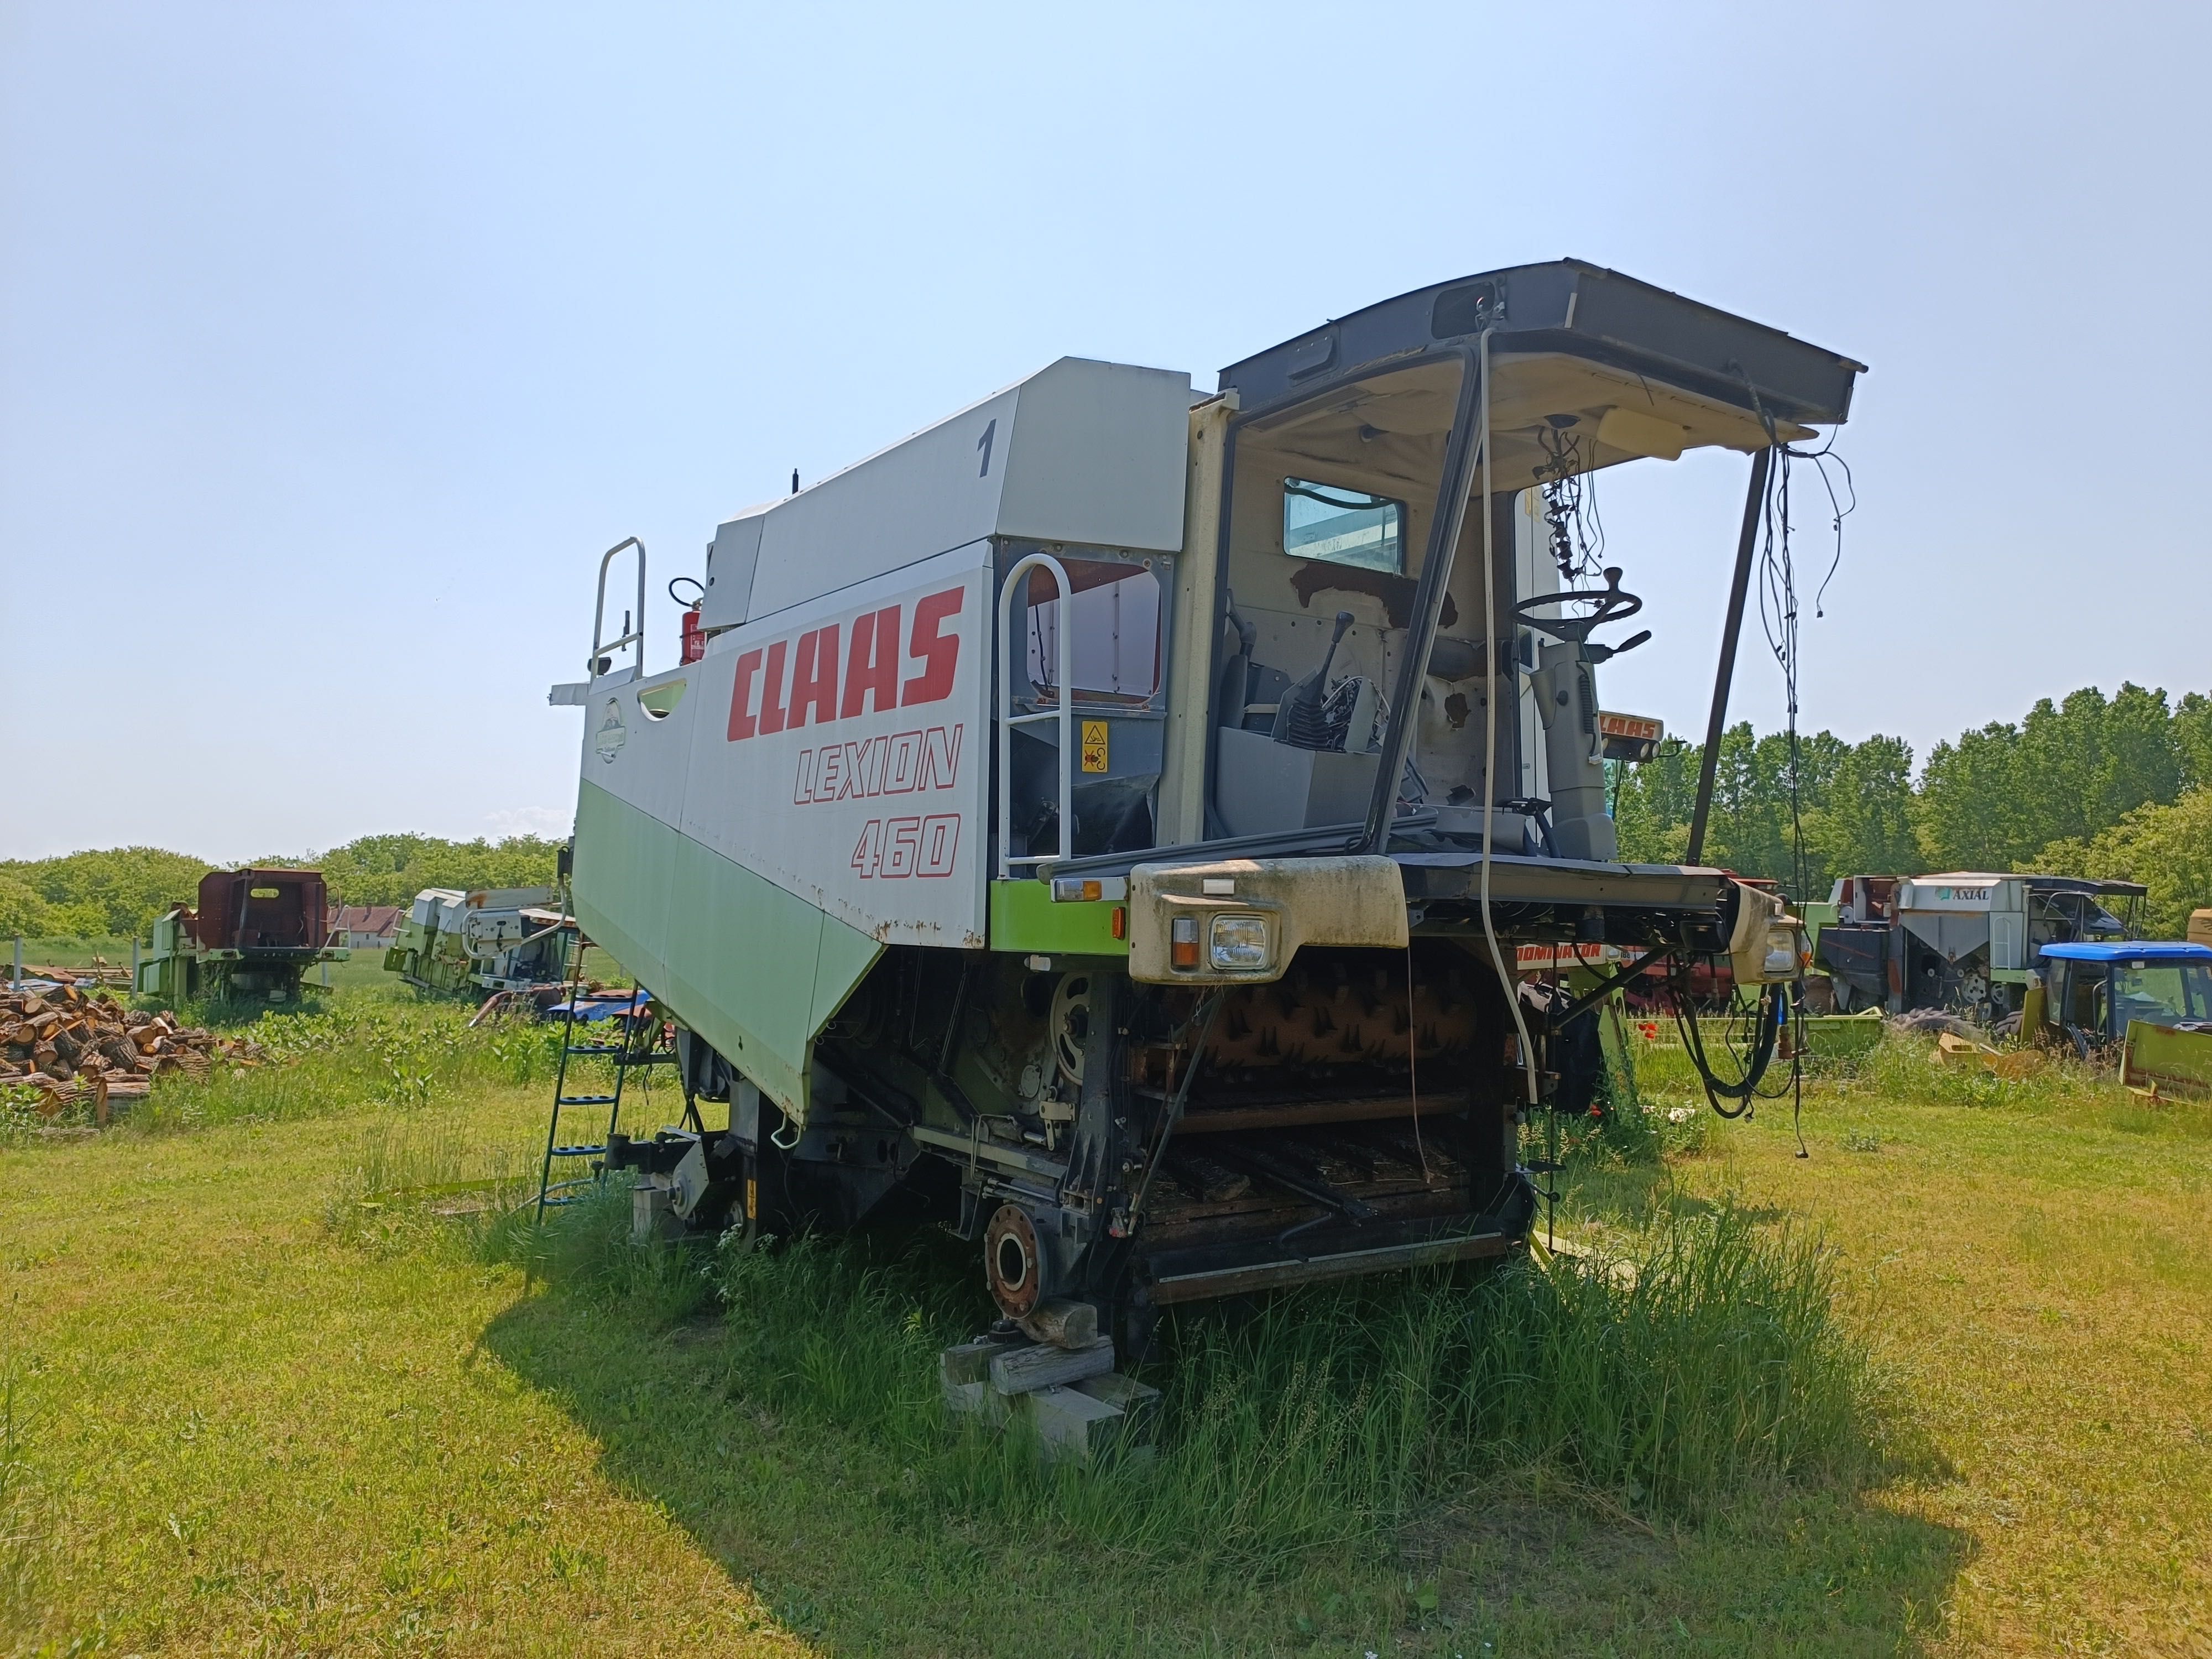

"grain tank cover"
[700,357,1193,632]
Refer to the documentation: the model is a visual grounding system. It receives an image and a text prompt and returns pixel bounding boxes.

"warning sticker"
[1080,719,1109,774]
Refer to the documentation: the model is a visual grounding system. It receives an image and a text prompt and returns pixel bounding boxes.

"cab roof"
[2039,941,2212,963]
[1219,259,1865,429]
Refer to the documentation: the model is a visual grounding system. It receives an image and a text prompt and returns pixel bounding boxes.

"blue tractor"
[2032,941,2212,1056]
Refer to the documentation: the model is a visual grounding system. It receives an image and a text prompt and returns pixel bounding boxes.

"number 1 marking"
[977,418,996,477]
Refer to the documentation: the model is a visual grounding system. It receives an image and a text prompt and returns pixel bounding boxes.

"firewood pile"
[2,982,264,1121]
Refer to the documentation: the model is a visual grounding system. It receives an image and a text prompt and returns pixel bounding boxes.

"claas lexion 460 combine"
[549,260,1863,1352]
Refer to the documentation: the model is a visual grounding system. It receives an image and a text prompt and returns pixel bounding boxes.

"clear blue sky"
[4,1,2206,861]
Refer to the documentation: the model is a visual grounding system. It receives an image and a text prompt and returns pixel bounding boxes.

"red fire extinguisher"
[672,578,707,664]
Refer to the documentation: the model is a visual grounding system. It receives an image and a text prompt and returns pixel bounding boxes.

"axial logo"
[593,699,627,763]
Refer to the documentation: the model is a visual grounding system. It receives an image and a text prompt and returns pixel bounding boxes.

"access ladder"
[533,937,679,1221]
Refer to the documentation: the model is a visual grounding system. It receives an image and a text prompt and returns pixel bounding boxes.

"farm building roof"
[331,905,404,935]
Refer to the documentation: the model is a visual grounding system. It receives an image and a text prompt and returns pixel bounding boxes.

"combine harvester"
[137,868,346,1003]
[546,261,1863,1415]
[1815,872,2146,1026]
[384,887,575,1001]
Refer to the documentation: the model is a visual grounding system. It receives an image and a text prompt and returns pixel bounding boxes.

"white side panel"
[581,663,696,831]
[994,358,1191,552]
[677,542,993,948]
[702,510,768,629]
[745,388,1019,623]
[738,358,1193,628]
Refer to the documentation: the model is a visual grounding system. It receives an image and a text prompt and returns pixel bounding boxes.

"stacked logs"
[1,982,263,1120]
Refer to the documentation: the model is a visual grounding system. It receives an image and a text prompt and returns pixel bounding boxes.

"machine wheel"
[984,1203,1048,1318]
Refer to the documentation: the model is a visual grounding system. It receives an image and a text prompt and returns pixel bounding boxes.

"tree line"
[1614,683,2212,933]
[6,681,2209,942]
[0,834,565,940]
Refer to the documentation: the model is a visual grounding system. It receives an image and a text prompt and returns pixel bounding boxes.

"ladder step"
[565,1042,624,1055]
[555,1094,618,1106]
[548,1144,604,1159]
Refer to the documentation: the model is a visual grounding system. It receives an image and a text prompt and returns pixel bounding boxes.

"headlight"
[1209,914,1272,971]
[1760,925,1800,980]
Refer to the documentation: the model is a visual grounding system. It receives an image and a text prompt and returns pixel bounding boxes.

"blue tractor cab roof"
[2039,941,2212,964]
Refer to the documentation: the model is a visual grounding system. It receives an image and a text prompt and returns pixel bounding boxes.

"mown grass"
[4,1014,2210,1652]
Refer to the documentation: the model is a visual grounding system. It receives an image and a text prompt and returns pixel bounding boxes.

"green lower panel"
[988,879,1130,956]
[572,780,881,1121]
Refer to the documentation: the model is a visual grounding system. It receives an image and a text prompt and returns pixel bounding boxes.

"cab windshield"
[2112,963,2212,1026]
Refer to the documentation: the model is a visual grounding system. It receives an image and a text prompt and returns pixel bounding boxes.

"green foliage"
[1806,733,1920,878]
[1615,724,1911,899]
[2177,692,2212,792]
[1615,681,2206,900]
[1916,684,2185,872]
[2036,787,2212,939]
[0,875,48,939]
[119,1002,568,1136]
[0,833,566,941]
[295,833,564,909]
[0,846,207,938]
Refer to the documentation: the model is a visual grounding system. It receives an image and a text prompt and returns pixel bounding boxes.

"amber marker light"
[1170,915,1199,968]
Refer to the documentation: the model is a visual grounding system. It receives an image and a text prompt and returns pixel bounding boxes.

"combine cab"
[549,260,1863,1349]
[137,868,344,1003]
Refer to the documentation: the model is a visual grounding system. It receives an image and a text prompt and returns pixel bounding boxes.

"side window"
[1282,478,1404,574]
[1022,557,1164,704]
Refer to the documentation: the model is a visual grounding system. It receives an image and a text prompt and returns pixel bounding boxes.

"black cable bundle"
[1669,968,1786,1120]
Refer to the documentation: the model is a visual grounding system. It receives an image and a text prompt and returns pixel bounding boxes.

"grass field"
[8,935,399,999]
[4,998,2210,1656]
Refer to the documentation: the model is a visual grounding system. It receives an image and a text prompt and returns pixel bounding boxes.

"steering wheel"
[1512,566,1643,644]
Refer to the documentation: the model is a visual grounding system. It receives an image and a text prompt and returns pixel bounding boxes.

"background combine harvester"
[384,887,576,1003]
[546,260,1863,1374]
[1814,872,2145,1025]
[136,868,345,1004]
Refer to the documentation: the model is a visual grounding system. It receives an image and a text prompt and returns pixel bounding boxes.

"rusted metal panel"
[186,869,328,953]
[1149,1229,1514,1305]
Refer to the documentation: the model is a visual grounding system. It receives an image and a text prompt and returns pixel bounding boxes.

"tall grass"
[512,1186,1886,1573]
[322,1120,538,1255]
[0,1357,41,1629]
[129,1003,568,1133]
[1844,1030,2112,1113]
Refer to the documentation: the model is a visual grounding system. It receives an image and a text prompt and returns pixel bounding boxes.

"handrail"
[997,553,1075,879]
[589,536,648,677]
